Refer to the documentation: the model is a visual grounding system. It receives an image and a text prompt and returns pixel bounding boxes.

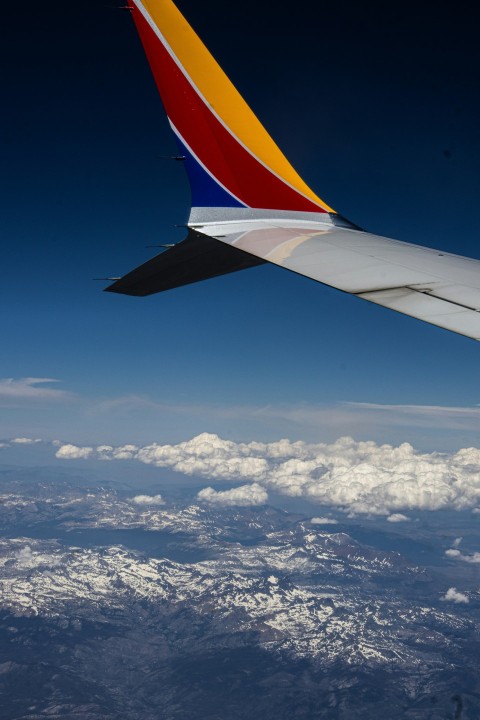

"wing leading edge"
[106,0,480,341]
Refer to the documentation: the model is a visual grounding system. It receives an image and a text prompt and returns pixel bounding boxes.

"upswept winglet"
[126,0,334,214]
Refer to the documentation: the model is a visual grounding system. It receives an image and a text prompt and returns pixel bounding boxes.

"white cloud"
[11,437,42,445]
[96,444,139,461]
[197,483,268,507]
[55,444,93,460]
[15,546,34,563]
[311,517,338,525]
[445,548,480,564]
[387,513,410,523]
[0,378,72,404]
[441,587,469,604]
[14,545,62,569]
[136,433,269,480]
[445,549,460,558]
[130,494,165,506]
[253,401,480,438]
[53,432,480,516]
[342,402,480,432]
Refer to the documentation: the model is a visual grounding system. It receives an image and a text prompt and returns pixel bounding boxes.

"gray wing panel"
[206,223,480,340]
[358,287,480,339]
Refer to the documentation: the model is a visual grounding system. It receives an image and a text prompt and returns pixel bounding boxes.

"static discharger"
[156,155,186,161]
[145,244,177,249]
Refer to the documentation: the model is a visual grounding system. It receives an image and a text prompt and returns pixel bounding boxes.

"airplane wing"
[106,0,480,341]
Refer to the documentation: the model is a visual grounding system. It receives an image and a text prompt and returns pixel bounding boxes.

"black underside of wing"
[105,229,266,297]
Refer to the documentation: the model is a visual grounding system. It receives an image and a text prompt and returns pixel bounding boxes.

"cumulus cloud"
[445,548,480,564]
[197,483,268,507]
[0,378,72,404]
[387,513,410,523]
[53,432,480,516]
[137,434,270,480]
[96,444,139,461]
[441,587,469,604]
[55,444,93,460]
[130,494,165,506]
[311,517,338,525]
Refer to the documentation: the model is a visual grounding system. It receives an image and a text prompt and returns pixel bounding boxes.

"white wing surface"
[196,218,480,341]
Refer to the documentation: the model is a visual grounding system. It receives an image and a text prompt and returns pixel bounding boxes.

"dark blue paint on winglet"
[174,135,245,209]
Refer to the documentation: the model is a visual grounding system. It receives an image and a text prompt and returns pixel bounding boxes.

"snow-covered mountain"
[0,475,479,719]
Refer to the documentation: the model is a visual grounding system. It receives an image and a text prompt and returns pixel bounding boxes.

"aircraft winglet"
[126,0,334,215]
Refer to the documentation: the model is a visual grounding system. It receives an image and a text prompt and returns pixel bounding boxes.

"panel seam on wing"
[358,285,480,313]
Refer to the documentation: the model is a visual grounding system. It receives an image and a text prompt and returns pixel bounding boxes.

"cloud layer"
[53,432,480,516]
[0,378,72,404]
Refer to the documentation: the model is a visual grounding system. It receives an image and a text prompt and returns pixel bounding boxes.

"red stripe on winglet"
[131,7,326,212]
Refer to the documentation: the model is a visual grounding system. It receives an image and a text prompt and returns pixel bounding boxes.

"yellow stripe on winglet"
[137,0,334,212]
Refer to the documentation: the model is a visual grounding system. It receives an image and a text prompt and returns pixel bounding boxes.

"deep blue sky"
[2,0,480,450]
